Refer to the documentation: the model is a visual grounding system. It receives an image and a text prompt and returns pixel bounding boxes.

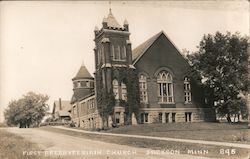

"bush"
[96,128,101,131]
[112,123,118,128]
[39,122,70,127]
[69,122,76,127]
[0,123,7,127]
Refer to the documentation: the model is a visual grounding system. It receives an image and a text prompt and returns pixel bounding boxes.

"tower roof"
[103,9,122,29]
[72,63,93,80]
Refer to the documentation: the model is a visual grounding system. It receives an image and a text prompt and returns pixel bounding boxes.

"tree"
[4,92,49,127]
[187,32,250,123]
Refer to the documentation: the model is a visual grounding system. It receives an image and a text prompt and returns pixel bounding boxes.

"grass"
[105,122,250,144]
[41,125,250,159]
[0,129,49,159]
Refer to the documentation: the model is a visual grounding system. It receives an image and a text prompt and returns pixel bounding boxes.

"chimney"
[59,98,62,110]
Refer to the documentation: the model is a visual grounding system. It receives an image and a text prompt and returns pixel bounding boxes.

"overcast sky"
[0,1,249,122]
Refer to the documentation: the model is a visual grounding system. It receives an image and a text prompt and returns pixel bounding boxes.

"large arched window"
[139,74,148,103]
[157,71,174,103]
[121,82,127,101]
[111,44,126,61]
[112,79,119,100]
[184,77,191,103]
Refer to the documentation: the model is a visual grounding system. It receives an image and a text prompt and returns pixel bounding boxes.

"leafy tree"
[4,92,49,127]
[187,32,250,122]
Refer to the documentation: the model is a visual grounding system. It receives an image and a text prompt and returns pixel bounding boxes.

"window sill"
[158,102,175,104]
[112,59,126,62]
[184,102,192,104]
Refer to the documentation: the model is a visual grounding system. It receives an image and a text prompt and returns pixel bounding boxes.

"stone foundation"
[71,107,126,129]
[72,111,102,129]
[72,107,215,129]
[139,108,215,123]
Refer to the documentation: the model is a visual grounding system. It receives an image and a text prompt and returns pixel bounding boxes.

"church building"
[70,10,216,129]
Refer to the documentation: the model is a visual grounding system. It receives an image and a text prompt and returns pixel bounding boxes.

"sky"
[0,0,249,122]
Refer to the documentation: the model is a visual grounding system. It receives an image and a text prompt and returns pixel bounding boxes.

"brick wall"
[134,33,207,110]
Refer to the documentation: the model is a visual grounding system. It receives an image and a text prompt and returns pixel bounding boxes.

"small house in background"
[52,98,71,122]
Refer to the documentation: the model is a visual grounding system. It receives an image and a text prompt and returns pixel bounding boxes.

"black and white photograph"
[0,0,249,159]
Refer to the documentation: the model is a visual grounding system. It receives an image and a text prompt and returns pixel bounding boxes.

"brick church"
[70,10,216,129]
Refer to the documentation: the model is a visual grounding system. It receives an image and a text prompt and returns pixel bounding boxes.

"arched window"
[184,77,191,103]
[111,44,115,59]
[112,79,119,100]
[117,46,121,60]
[157,71,174,103]
[77,81,81,87]
[98,44,104,64]
[101,45,105,63]
[121,46,126,60]
[112,45,119,60]
[86,81,90,87]
[97,49,100,64]
[73,105,77,115]
[113,45,120,60]
[80,81,86,87]
[139,74,148,103]
[121,82,127,101]
[112,45,126,61]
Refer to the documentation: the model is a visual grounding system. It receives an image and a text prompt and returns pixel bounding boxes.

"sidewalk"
[55,126,250,149]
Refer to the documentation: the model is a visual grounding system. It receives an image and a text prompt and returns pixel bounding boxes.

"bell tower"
[94,9,136,126]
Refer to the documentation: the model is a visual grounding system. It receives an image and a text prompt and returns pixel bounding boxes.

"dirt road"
[5,127,211,159]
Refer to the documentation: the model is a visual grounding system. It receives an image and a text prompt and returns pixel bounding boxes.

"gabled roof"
[52,100,71,115]
[72,63,93,80]
[103,9,123,29]
[132,32,162,63]
[132,31,185,65]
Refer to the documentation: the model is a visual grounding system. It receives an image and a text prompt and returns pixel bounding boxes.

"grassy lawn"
[0,129,48,159]
[105,122,250,144]
[41,126,250,159]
